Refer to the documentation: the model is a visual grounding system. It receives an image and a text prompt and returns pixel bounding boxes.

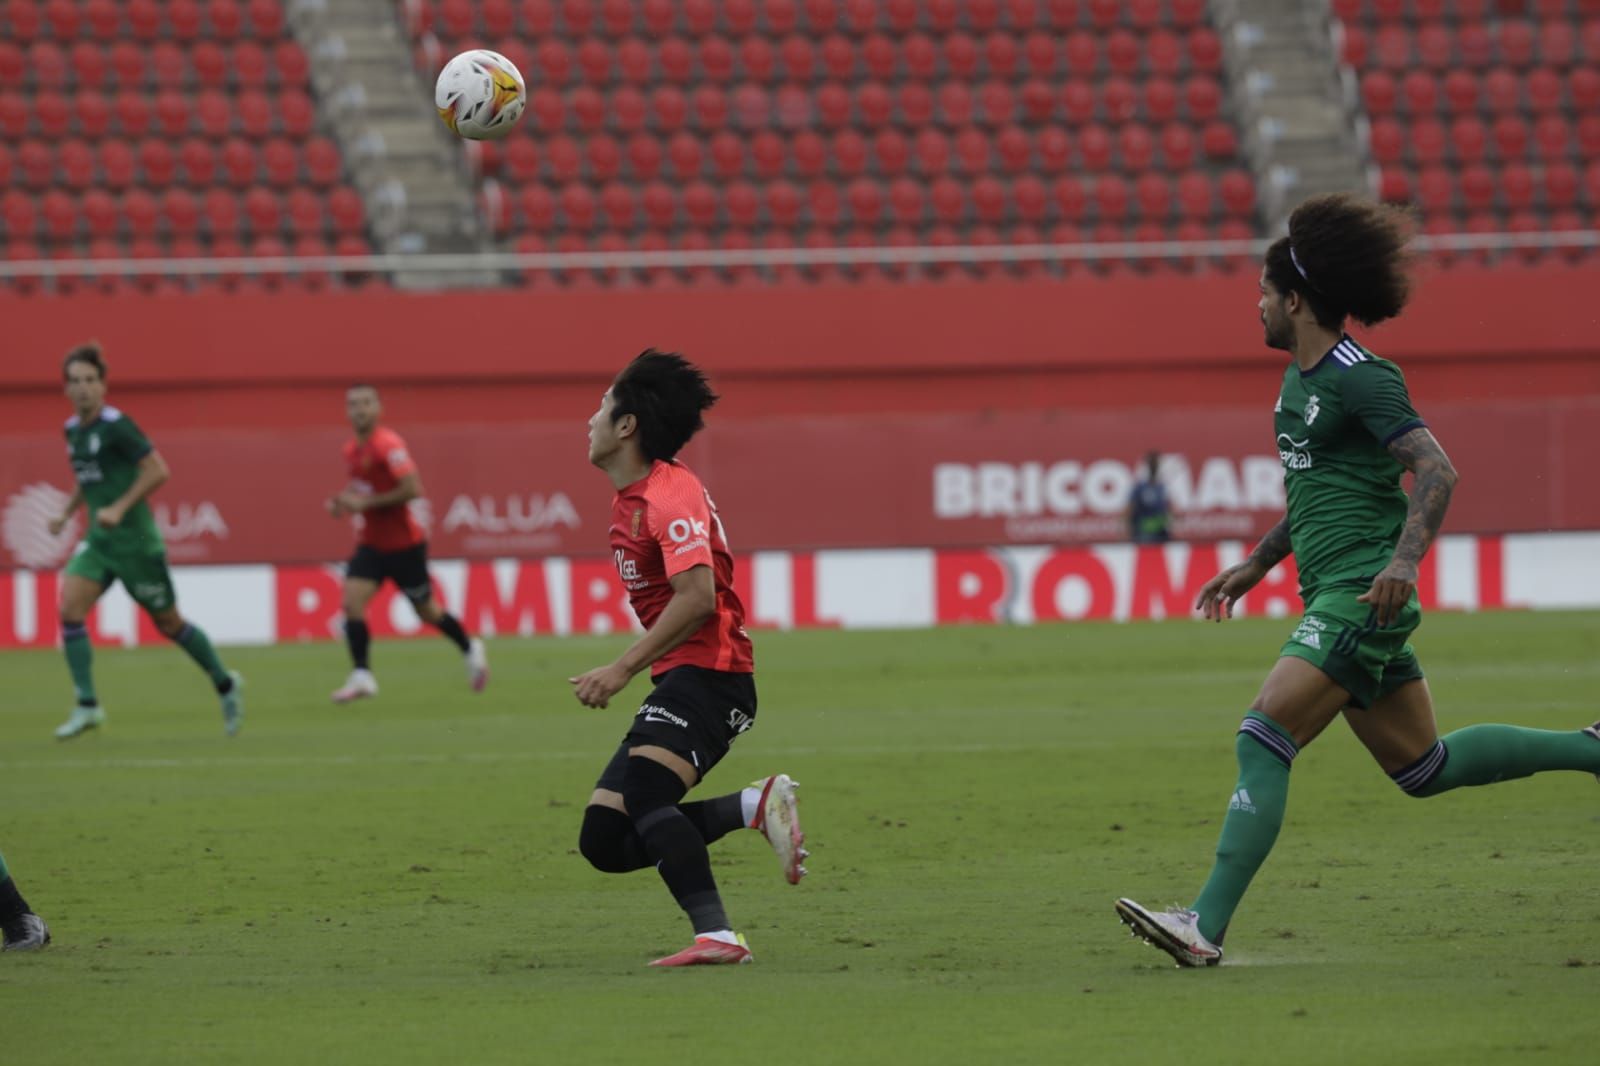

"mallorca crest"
[1304,393,1321,425]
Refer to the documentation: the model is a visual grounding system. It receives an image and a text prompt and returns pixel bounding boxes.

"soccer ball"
[434,50,526,141]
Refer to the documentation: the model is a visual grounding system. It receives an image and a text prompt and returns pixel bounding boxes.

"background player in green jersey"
[48,343,243,740]
[1116,195,1600,967]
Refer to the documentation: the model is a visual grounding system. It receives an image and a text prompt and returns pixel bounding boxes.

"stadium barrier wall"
[4,399,1599,571]
[2,532,1597,649]
[2,264,1598,435]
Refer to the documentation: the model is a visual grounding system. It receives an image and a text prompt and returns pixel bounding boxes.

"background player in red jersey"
[325,384,487,703]
[570,350,807,968]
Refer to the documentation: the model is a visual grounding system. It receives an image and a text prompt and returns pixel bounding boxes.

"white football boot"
[331,669,379,705]
[750,774,808,885]
[1115,898,1223,968]
[465,638,489,693]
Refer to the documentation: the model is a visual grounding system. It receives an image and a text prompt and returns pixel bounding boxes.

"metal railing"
[1,230,1595,281]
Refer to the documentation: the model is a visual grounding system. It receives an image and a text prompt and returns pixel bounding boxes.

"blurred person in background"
[326,384,487,703]
[1126,451,1173,544]
[49,343,243,739]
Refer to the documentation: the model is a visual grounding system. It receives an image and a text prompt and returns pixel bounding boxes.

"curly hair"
[1264,194,1416,331]
[62,341,107,382]
[609,349,719,462]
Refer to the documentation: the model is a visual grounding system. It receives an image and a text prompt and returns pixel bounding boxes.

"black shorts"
[595,666,758,790]
[346,542,433,605]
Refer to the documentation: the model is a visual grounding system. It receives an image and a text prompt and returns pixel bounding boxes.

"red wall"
[3,262,1599,435]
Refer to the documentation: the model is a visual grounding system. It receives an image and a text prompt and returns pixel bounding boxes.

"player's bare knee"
[154,613,186,639]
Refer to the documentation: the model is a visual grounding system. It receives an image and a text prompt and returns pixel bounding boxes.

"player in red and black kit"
[571,350,807,968]
[326,384,487,703]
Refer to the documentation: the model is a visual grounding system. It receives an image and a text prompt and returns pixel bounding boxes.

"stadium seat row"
[415,26,1224,85]
[0,90,320,140]
[1338,18,1600,69]
[1,137,346,189]
[1357,66,1600,116]
[493,77,1229,135]
[404,0,1214,40]
[1,186,367,239]
[1375,160,1600,208]
[0,39,310,90]
[3,0,287,42]
[1367,113,1600,162]
[478,170,1255,233]
[469,124,1240,184]
[1330,0,1600,25]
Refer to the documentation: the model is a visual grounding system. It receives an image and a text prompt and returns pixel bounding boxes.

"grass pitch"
[3,611,1599,1065]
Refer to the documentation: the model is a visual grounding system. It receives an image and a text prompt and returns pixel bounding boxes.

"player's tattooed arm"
[1387,427,1458,570]
[1246,516,1294,572]
[1359,427,1458,626]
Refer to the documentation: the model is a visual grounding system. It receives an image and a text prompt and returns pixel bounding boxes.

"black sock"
[345,619,371,670]
[0,877,31,925]
[435,613,471,653]
[636,807,729,934]
[679,792,746,846]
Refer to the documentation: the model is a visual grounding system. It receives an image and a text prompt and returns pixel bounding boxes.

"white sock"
[740,785,763,827]
[697,929,738,945]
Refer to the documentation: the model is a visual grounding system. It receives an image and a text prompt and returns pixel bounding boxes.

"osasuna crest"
[1304,394,1321,425]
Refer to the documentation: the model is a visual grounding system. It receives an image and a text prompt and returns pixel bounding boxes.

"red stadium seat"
[163,188,201,236]
[100,139,136,187]
[209,0,245,42]
[1448,117,1487,163]
[139,138,178,187]
[222,139,258,187]
[305,137,342,187]
[328,187,365,236]
[1219,170,1254,216]
[262,138,299,187]
[1501,163,1535,210]
[1079,124,1113,170]
[180,139,217,184]
[59,139,94,188]
[833,128,868,175]
[1544,162,1579,208]
[874,127,909,174]
[82,188,118,236]
[1460,164,1496,210]
[1034,126,1070,172]
[1534,115,1570,160]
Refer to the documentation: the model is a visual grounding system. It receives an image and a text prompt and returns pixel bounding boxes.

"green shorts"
[1278,585,1425,709]
[64,539,177,613]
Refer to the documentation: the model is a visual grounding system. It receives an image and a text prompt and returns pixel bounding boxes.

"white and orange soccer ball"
[434,49,526,141]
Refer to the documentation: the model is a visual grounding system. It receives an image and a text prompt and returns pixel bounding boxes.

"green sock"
[1408,724,1600,797]
[174,622,231,689]
[62,622,96,705]
[1190,712,1299,944]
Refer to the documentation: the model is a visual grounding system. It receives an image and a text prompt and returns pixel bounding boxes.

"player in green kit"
[1115,195,1600,967]
[48,343,244,739]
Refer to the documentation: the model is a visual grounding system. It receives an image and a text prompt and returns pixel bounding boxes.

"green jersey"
[1274,336,1424,599]
[65,405,164,555]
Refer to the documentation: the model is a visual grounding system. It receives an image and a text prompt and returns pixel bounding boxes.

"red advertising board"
[4,398,1599,570]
